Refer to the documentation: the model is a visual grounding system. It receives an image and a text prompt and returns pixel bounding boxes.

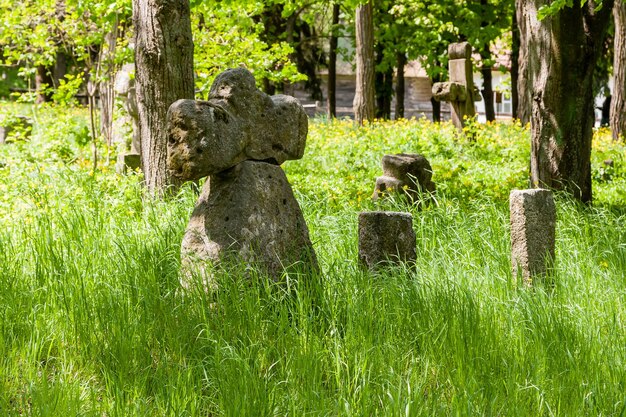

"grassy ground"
[0,103,625,416]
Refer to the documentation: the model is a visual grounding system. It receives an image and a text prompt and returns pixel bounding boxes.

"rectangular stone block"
[358,211,416,269]
[510,189,556,284]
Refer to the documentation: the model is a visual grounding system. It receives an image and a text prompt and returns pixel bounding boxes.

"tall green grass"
[0,106,625,416]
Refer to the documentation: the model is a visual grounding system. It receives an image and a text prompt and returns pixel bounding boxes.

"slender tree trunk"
[521,0,613,203]
[327,3,340,118]
[611,0,626,141]
[430,72,442,122]
[100,23,119,153]
[395,52,406,120]
[511,5,520,119]
[353,0,375,124]
[480,45,496,122]
[515,0,530,124]
[374,44,393,120]
[35,65,54,103]
[133,0,195,196]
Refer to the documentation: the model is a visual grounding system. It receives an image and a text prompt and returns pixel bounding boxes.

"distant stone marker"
[358,211,416,269]
[510,189,556,284]
[167,67,317,288]
[372,153,435,203]
[431,42,479,130]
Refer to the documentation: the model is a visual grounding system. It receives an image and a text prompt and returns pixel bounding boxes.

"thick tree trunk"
[521,0,613,203]
[611,0,626,141]
[133,0,195,196]
[511,6,520,120]
[327,3,340,118]
[395,52,406,120]
[481,46,495,122]
[353,0,375,124]
[515,0,530,125]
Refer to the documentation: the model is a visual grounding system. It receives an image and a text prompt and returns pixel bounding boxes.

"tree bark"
[511,5,520,119]
[430,73,442,122]
[353,0,375,125]
[395,52,406,120]
[520,0,614,203]
[133,0,195,196]
[515,0,530,124]
[611,0,626,141]
[480,46,496,122]
[374,44,393,120]
[327,3,340,118]
[35,65,54,103]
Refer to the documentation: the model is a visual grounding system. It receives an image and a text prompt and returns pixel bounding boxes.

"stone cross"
[358,211,416,269]
[510,189,556,285]
[431,42,479,130]
[166,67,317,289]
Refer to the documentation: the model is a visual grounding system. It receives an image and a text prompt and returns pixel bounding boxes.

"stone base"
[358,211,416,269]
[181,160,318,289]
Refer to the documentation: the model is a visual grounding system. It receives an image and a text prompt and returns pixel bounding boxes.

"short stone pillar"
[167,67,317,289]
[510,189,556,284]
[431,42,479,130]
[358,211,416,269]
[372,153,435,202]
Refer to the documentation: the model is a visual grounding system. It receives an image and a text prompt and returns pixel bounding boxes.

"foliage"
[0,105,625,415]
[191,2,306,98]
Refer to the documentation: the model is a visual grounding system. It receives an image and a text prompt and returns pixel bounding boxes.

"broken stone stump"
[0,116,33,144]
[115,152,141,174]
[431,41,479,131]
[372,153,436,202]
[358,211,416,269]
[510,189,556,284]
[166,67,316,288]
[181,160,318,288]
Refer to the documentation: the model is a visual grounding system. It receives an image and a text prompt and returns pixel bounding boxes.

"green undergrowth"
[0,103,625,416]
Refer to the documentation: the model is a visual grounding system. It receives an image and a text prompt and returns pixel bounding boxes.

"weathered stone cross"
[431,42,479,130]
[166,67,318,289]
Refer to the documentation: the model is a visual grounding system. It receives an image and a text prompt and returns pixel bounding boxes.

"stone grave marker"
[372,153,436,203]
[167,67,317,289]
[510,189,556,284]
[358,211,416,269]
[431,42,479,130]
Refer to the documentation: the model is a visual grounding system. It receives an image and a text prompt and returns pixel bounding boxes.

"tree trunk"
[133,0,195,196]
[327,3,340,118]
[515,0,530,125]
[395,52,406,120]
[611,0,626,141]
[374,44,393,120]
[480,45,496,122]
[511,5,520,120]
[521,0,613,203]
[35,65,54,103]
[353,0,375,124]
[430,73,442,122]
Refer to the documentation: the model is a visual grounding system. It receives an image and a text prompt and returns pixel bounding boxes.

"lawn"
[0,103,625,416]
